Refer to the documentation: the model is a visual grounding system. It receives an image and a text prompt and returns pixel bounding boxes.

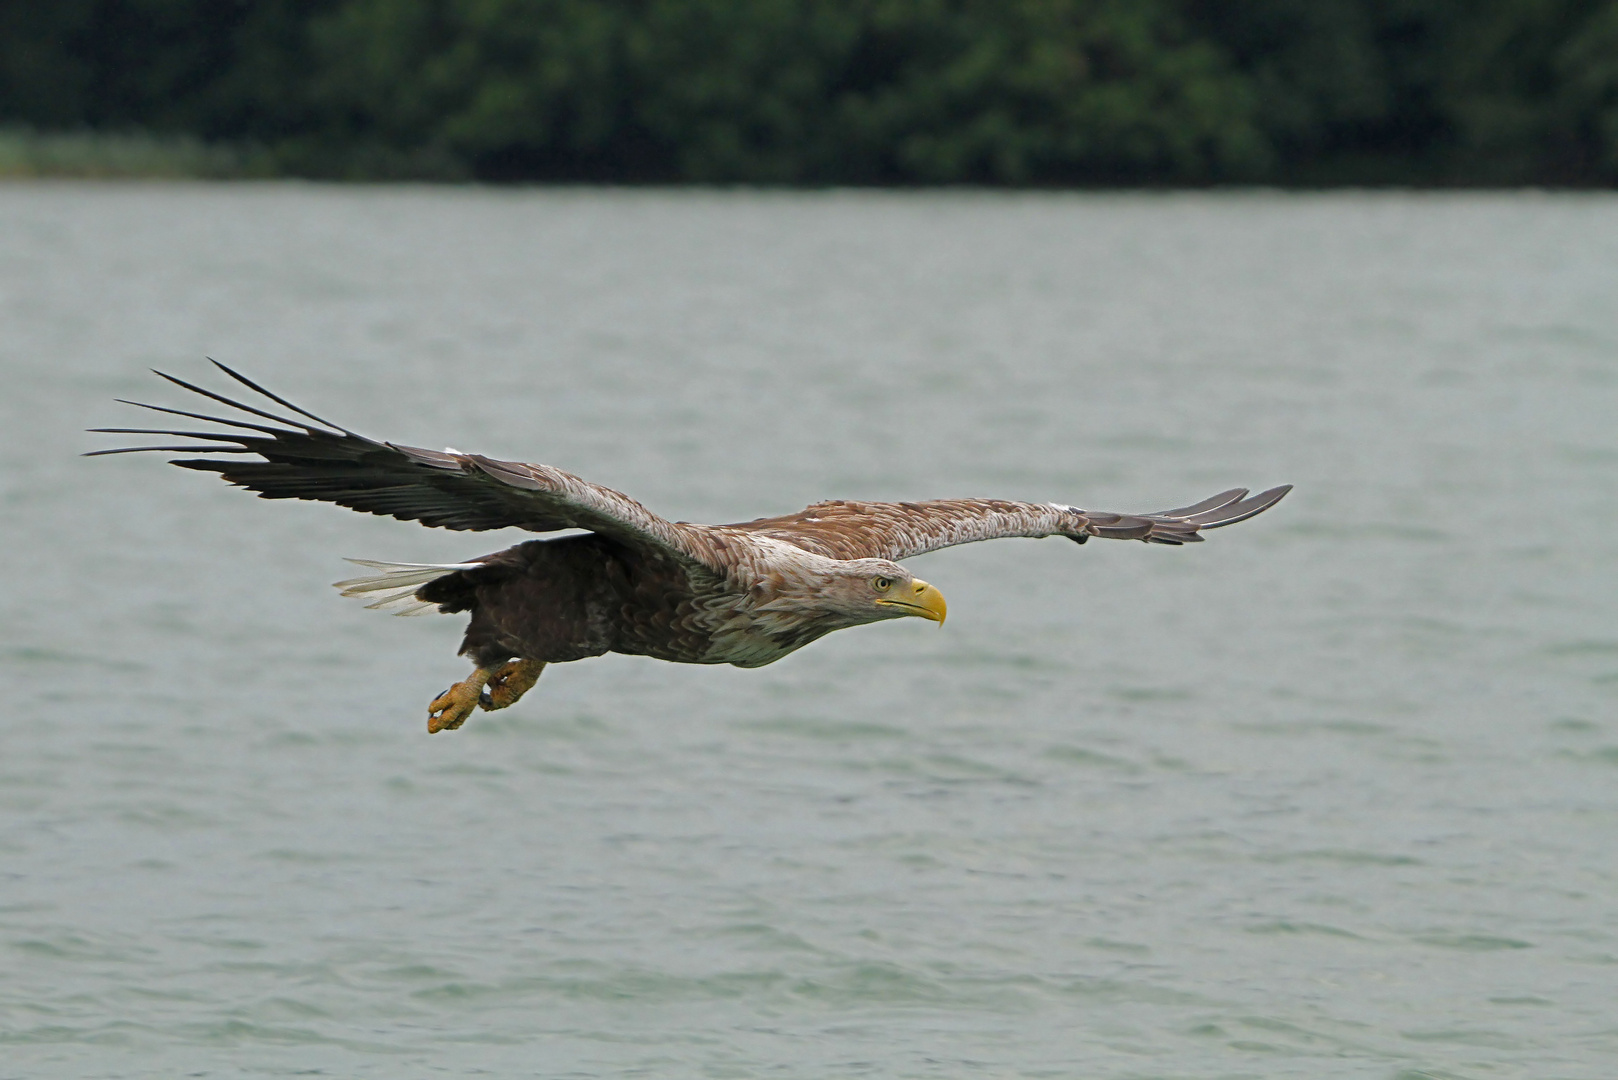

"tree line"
[2,0,1615,184]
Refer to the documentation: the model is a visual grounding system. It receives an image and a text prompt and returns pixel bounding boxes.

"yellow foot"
[427,668,492,733]
[479,659,547,711]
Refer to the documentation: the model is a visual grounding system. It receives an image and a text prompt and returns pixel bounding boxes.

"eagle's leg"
[479,659,547,712]
[426,667,494,734]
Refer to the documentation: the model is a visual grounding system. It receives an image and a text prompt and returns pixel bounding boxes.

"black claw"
[478,689,494,709]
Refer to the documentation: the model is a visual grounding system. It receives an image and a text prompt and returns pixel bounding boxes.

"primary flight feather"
[92,363,1290,732]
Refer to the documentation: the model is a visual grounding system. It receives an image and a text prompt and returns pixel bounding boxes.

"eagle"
[92,363,1290,733]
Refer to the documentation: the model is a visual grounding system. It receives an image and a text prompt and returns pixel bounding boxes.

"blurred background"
[3,5,1618,1080]
[2,0,1618,185]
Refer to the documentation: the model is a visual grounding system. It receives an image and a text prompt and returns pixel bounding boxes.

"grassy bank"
[0,129,266,179]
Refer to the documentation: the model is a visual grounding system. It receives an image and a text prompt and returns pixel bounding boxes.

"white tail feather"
[333,559,481,617]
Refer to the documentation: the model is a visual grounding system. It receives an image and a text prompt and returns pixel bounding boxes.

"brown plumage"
[91,363,1291,732]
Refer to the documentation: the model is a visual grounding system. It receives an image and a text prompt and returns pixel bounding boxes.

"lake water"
[2,184,1616,1078]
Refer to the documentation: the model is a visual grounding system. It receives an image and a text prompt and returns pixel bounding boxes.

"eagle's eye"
[872,576,893,591]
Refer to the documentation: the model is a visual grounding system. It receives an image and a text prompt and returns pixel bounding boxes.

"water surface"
[2,185,1616,1078]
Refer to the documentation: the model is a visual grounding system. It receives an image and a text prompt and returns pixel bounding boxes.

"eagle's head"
[810,558,948,626]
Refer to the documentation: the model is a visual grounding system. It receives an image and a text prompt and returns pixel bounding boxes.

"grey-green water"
[2,186,1616,1078]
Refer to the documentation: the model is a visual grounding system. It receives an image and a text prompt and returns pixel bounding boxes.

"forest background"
[2,0,1617,185]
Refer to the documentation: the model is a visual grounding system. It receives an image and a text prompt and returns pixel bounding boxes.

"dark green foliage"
[1190,0,1618,183]
[0,0,1614,183]
[281,0,1259,182]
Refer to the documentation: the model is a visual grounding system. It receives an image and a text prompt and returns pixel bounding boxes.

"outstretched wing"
[89,362,723,571]
[731,487,1290,562]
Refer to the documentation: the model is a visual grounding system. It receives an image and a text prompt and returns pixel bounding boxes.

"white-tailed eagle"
[92,364,1290,732]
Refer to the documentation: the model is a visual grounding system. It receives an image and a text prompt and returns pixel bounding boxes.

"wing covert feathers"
[93,364,1289,572]
[90,363,720,571]
[732,486,1290,561]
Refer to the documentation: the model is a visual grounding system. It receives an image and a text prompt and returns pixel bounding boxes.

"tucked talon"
[426,667,494,733]
[479,659,547,711]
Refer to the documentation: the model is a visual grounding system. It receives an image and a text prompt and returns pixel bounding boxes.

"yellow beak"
[876,578,947,625]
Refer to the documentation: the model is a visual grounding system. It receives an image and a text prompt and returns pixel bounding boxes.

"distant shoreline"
[4,129,1616,191]
[0,129,267,181]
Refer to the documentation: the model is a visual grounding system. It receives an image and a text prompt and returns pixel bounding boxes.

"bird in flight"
[92,363,1289,733]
